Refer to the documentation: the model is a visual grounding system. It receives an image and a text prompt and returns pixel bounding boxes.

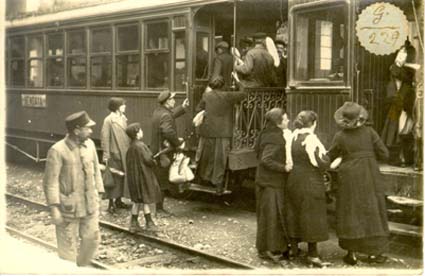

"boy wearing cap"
[210,41,233,90]
[43,111,104,266]
[151,91,189,215]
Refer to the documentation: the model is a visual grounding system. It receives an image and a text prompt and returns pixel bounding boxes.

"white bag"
[169,152,195,183]
[193,110,205,127]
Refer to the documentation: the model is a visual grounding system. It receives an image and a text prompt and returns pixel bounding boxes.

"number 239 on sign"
[356,3,408,56]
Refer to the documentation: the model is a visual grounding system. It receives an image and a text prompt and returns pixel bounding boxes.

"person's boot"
[107,199,116,214]
[144,213,159,232]
[343,251,357,265]
[129,215,143,233]
[115,198,130,209]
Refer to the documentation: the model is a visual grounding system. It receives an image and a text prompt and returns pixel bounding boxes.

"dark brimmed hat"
[126,122,141,139]
[215,41,229,50]
[65,111,95,131]
[334,102,368,129]
[239,37,253,46]
[158,91,176,104]
[108,97,125,112]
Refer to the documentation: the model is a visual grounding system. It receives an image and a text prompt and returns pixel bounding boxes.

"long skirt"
[256,185,288,253]
[339,236,389,255]
[103,158,125,199]
[196,137,231,185]
[286,168,329,242]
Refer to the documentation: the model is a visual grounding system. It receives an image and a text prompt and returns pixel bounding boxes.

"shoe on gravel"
[367,255,388,264]
[343,252,357,266]
[306,256,331,268]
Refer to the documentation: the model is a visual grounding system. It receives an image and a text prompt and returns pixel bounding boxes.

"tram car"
[5,0,423,196]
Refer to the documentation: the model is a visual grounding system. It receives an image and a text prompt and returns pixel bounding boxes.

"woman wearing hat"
[101,97,131,214]
[286,110,330,267]
[328,102,390,265]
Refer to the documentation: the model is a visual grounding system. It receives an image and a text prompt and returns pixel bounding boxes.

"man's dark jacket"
[150,105,186,154]
[196,90,246,138]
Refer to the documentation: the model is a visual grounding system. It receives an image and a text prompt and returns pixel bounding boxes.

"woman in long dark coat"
[126,123,162,232]
[254,107,291,262]
[286,110,329,267]
[195,76,246,194]
[101,97,131,213]
[328,102,390,265]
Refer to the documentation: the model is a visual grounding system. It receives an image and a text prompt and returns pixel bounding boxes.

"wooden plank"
[389,222,422,238]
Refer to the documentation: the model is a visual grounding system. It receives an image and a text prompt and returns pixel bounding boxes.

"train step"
[187,183,232,195]
[388,221,422,239]
[379,164,422,200]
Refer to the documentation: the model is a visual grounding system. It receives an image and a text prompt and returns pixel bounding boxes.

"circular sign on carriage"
[356,2,408,56]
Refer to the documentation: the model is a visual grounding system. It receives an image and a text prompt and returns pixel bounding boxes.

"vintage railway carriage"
[5,0,288,194]
[5,0,423,195]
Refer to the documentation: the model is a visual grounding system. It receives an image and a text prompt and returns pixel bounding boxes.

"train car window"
[11,37,25,58]
[146,22,169,50]
[10,37,25,86]
[90,27,112,88]
[145,21,170,89]
[173,15,187,29]
[68,57,87,87]
[117,25,139,51]
[292,4,347,85]
[91,28,112,53]
[146,53,169,89]
[195,33,209,79]
[174,31,186,91]
[67,29,86,87]
[116,24,140,88]
[27,36,43,87]
[47,34,64,87]
[68,30,86,54]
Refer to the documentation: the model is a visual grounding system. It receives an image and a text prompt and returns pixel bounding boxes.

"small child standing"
[125,123,162,232]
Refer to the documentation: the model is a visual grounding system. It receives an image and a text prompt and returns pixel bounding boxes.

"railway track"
[6,192,255,270]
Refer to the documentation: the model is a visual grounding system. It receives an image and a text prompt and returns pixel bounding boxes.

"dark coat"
[126,140,162,204]
[235,44,277,88]
[150,104,186,155]
[196,90,246,138]
[254,124,288,252]
[286,132,329,242]
[254,124,286,188]
[275,57,287,87]
[210,51,234,90]
[328,126,390,246]
[100,113,130,198]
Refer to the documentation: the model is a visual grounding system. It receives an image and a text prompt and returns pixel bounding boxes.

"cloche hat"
[334,102,368,129]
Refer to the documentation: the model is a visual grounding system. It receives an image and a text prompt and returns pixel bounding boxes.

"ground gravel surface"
[6,161,422,270]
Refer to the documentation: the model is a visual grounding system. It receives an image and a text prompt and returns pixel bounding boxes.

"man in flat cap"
[151,91,189,216]
[210,41,234,90]
[235,32,277,88]
[43,111,104,266]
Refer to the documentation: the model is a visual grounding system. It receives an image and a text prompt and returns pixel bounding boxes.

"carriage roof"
[6,0,228,29]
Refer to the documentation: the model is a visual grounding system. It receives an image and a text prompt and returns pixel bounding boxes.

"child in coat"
[125,123,162,232]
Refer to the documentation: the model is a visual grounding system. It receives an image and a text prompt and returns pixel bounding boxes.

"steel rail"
[6,192,255,270]
[5,225,111,270]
